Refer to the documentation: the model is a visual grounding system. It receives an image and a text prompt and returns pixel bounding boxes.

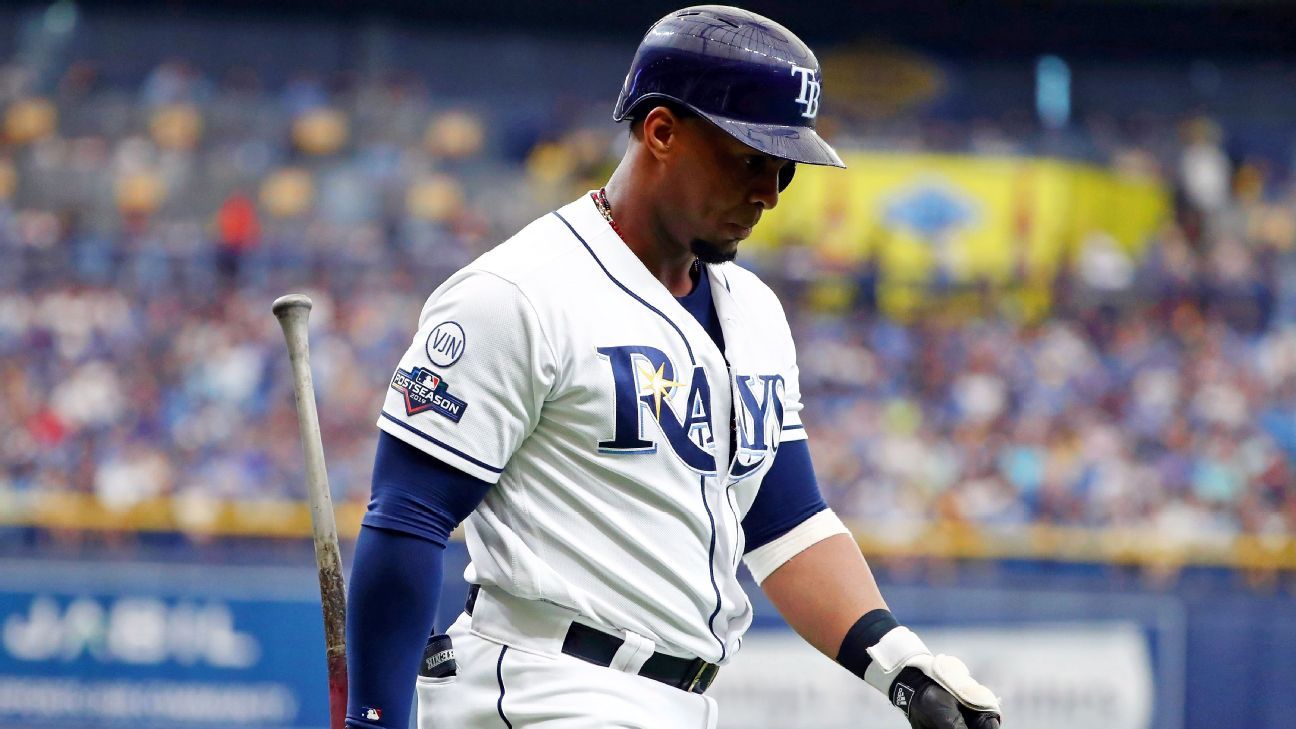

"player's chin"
[690,237,740,264]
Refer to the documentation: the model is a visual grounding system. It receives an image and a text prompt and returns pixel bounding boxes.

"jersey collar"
[558,193,748,371]
[704,264,747,364]
[558,194,708,328]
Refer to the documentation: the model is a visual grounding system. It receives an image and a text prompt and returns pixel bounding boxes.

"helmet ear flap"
[778,162,796,192]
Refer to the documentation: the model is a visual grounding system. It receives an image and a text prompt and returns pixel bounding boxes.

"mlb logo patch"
[390,366,468,422]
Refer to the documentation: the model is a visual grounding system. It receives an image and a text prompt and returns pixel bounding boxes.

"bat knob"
[273,293,314,319]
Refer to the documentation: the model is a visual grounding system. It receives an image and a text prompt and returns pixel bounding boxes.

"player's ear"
[639,105,682,162]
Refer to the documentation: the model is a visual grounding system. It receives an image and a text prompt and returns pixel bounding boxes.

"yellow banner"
[751,152,1170,316]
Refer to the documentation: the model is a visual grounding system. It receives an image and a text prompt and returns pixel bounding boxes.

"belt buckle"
[685,659,716,694]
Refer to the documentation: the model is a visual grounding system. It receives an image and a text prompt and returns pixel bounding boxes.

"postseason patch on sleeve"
[390,366,468,423]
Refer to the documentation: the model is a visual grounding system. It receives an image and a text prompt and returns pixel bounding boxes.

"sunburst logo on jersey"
[637,362,683,420]
[597,344,717,474]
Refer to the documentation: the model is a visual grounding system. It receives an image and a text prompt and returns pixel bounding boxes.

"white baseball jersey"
[378,193,807,664]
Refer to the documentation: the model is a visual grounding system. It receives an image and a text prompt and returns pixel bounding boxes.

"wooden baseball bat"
[272,293,348,729]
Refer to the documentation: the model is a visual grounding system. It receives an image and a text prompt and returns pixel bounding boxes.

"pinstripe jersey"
[378,194,807,664]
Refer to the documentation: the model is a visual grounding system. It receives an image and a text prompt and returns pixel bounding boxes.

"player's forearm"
[762,534,1001,726]
[759,532,888,659]
[345,525,443,728]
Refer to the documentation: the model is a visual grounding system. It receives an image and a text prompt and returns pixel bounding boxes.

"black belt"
[465,584,719,694]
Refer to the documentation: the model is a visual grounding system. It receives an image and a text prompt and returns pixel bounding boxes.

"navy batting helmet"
[614,4,845,183]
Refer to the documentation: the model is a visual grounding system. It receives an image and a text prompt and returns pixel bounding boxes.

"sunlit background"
[1,1,1294,727]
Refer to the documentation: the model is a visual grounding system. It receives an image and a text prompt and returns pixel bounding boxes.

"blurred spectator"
[214,190,260,279]
[1178,117,1232,215]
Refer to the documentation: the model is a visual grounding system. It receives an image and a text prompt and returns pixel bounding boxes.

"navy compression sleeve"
[741,439,828,553]
[345,526,443,728]
[345,432,492,728]
[360,432,492,546]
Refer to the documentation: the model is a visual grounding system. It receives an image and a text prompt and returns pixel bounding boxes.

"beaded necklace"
[591,188,623,239]
[592,188,700,276]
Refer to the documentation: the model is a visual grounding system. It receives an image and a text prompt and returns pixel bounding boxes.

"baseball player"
[345,6,1001,728]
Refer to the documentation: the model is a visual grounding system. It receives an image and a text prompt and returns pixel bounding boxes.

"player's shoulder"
[416,196,595,329]
[709,261,788,320]
[465,207,584,286]
[709,262,798,356]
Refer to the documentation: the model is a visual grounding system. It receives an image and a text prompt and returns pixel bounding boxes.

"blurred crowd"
[752,115,1296,551]
[1,51,1294,558]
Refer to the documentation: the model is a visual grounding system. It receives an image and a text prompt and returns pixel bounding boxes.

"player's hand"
[863,628,1001,729]
[886,663,1000,729]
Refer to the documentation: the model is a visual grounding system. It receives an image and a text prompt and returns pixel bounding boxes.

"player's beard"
[690,238,738,264]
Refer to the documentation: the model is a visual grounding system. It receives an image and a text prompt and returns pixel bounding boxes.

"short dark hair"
[627,100,696,134]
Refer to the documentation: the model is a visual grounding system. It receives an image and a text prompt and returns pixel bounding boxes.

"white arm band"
[743,508,851,585]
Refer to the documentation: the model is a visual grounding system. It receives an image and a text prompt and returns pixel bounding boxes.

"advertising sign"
[0,561,328,729]
[712,623,1154,729]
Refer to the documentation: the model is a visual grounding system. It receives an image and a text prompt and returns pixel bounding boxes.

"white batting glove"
[864,627,1002,729]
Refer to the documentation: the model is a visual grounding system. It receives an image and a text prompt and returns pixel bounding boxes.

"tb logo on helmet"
[790,65,821,119]
[611,6,844,171]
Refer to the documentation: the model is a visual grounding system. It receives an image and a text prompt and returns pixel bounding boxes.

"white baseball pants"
[416,588,720,728]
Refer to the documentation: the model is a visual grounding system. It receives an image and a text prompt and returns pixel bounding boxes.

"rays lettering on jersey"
[730,374,786,480]
[597,345,717,474]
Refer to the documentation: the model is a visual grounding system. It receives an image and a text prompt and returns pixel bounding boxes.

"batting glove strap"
[862,626,930,693]
[864,627,1001,714]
